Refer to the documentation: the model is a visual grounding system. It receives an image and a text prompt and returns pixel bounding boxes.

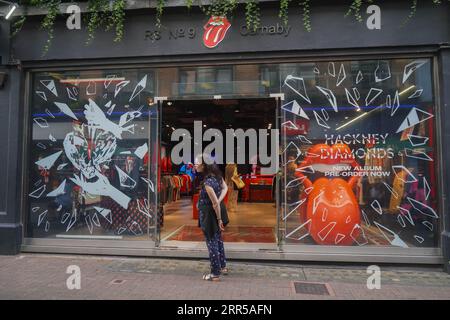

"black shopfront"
[0,0,450,271]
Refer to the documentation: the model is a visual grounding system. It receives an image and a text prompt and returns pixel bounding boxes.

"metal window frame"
[19,47,446,264]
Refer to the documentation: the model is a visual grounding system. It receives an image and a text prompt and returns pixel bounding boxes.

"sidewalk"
[1,253,450,300]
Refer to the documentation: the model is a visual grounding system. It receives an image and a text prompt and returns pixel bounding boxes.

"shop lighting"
[336,112,369,131]
[0,1,18,20]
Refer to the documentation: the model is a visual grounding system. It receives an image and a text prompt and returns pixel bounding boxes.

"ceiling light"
[3,2,18,20]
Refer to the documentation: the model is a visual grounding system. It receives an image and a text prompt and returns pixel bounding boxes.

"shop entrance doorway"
[158,98,279,248]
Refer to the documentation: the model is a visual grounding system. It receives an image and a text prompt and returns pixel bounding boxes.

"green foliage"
[245,0,261,32]
[279,0,291,26]
[300,0,311,32]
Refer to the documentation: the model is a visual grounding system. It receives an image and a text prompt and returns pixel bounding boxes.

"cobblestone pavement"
[1,253,450,300]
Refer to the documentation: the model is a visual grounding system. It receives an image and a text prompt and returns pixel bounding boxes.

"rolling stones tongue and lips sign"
[203,16,231,48]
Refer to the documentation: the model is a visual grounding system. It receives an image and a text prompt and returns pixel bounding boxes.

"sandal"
[221,268,229,275]
[203,273,220,281]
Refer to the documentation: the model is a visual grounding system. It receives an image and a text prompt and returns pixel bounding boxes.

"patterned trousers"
[205,230,227,276]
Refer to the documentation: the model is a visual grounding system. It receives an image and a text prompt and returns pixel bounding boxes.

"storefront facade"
[1,0,450,268]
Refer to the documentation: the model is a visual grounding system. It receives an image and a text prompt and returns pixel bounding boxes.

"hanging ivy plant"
[245,0,261,32]
[299,0,311,32]
[279,0,291,26]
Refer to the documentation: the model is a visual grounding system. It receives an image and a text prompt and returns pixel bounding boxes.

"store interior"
[159,98,278,243]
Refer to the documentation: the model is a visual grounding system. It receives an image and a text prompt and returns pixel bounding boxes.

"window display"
[280,58,438,248]
[27,69,158,240]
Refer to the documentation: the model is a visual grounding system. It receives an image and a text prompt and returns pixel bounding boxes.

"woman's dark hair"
[203,163,223,179]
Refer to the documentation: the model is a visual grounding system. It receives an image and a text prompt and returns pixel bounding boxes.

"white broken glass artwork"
[304,187,314,194]
[321,208,328,222]
[34,180,42,187]
[140,177,155,193]
[313,110,330,129]
[285,176,307,189]
[356,70,363,84]
[33,118,49,128]
[336,64,346,86]
[371,199,383,215]
[397,206,414,226]
[120,151,132,155]
[105,101,112,109]
[103,94,107,99]
[54,102,78,120]
[285,219,312,241]
[85,215,94,234]
[49,134,57,142]
[361,209,370,226]
[373,221,408,248]
[66,212,77,232]
[57,204,62,212]
[316,86,338,112]
[35,151,63,170]
[86,81,96,96]
[375,61,391,82]
[365,88,383,107]
[84,99,134,139]
[284,76,311,104]
[57,163,68,171]
[32,206,40,213]
[404,148,433,162]
[38,210,48,227]
[390,91,401,116]
[298,135,312,144]
[135,143,148,159]
[321,109,329,121]
[383,182,399,199]
[281,121,298,130]
[313,67,320,74]
[104,75,117,89]
[296,165,315,174]
[423,177,431,200]
[130,222,144,236]
[280,100,309,119]
[396,108,434,133]
[284,198,307,221]
[107,104,116,116]
[345,88,360,110]
[318,222,337,241]
[45,109,56,119]
[392,165,417,183]
[402,60,428,84]
[312,191,325,216]
[328,62,336,77]
[36,143,47,150]
[94,207,112,224]
[407,197,438,219]
[350,224,369,246]
[414,235,424,244]
[114,80,130,98]
[45,221,50,232]
[345,215,351,224]
[335,233,346,245]
[137,198,152,218]
[70,172,131,209]
[66,87,78,101]
[36,91,47,101]
[408,89,423,99]
[92,213,101,227]
[117,227,127,235]
[115,165,137,189]
[407,134,429,147]
[282,141,301,164]
[40,80,58,97]
[47,179,67,197]
[397,214,406,228]
[353,88,360,100]
[422,221,433,232]
[129,75,148,102]
[61,212,70,224]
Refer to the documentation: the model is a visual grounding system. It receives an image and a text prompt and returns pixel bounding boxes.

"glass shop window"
[178,66,233,96]
[27,69,158,240]
[280,58,439,248]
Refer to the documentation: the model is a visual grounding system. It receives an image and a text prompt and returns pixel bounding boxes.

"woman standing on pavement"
[195,154,229,281]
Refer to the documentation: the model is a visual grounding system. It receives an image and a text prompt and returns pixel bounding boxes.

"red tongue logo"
[203,16,231,48]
